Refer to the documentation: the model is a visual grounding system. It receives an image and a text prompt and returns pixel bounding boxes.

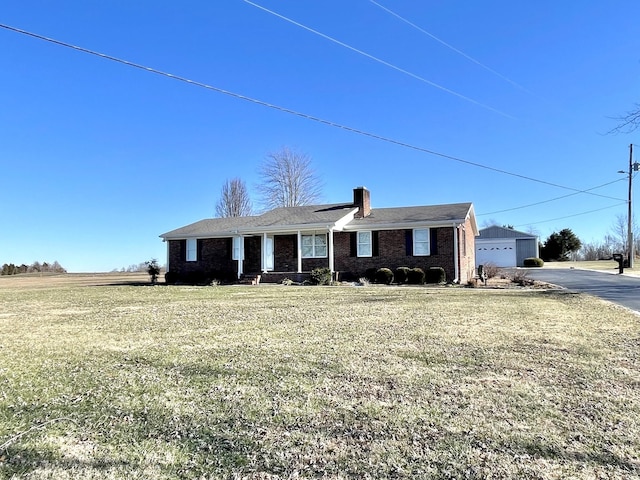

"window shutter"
[372,231,379,256]
[180,240,186,261]
[430,229,438,255]
[228,238,233,260]
[405,230,413,256]
[350,232,357,257]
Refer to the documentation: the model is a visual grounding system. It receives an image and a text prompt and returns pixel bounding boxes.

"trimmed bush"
[425,267,446,284]
[407,267,425,285]
[375,268,394,285]
[310,267,332,285]
[365,267,378,283]
[395,266,410,284]
[523,257,544,267]
[164,271,178,285]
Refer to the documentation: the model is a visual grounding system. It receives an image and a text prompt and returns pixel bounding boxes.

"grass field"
[1,274,639,479]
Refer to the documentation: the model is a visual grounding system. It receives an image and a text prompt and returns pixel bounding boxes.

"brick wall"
[334,228,457,282]
[168,224,476,284]
[457,217,476,284]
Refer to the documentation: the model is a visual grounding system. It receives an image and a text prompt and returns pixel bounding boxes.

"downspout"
[453,224,459,283]
[328,227,335,275]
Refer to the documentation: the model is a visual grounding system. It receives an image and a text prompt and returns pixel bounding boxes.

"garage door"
[476,239,517,267]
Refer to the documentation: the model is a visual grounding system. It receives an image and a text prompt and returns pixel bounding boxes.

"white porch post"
[297,230,302,273]
[235,235,244,279]
[328,228,335,274]
[262,232,267,273]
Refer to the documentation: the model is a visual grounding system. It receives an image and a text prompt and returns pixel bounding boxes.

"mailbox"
[613,254,624,274]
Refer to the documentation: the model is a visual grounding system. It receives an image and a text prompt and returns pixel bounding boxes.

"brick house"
[160,187,478,284]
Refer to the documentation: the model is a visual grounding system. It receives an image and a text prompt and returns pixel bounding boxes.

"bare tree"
[609,103,640,134]
[257,147,323,209]
[215,178,253,218]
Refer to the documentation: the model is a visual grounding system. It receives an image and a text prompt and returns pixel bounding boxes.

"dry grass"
[0,275,639,479]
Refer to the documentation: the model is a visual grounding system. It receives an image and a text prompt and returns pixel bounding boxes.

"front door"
[264,236,274,271]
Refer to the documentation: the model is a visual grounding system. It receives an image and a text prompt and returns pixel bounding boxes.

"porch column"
[262,232,267,273]
[297,230,302,273]
[234,235,245,279]
[328,228,335,274]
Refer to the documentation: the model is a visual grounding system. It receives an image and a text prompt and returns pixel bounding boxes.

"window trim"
[356,230,372,257]
[413,228,431,256]
[186,238,197,262]
[301,233,328,258]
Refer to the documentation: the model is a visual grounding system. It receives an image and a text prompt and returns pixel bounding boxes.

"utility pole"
[627,144,638,268]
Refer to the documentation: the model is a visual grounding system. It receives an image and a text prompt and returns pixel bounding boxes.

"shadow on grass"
[1,444,131,478]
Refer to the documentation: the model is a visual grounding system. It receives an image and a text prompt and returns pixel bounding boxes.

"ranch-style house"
[160,187,479,284]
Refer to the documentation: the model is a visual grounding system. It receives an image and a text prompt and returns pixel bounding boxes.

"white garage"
[476,226,539,267]
[476,238,517,267]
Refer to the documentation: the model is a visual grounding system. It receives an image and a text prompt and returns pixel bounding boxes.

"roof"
[160,203,358,239]
[478,225,537,240]
[161,200,477,239]
[346,203,476,231]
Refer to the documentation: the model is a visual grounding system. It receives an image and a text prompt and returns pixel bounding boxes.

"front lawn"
[1,280,639,478]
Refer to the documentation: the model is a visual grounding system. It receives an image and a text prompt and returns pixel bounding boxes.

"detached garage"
[476,226,539,267]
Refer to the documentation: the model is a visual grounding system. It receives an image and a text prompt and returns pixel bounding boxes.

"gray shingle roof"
[347,203,473,228]
[160,201,475,239]
[160,203,357,238]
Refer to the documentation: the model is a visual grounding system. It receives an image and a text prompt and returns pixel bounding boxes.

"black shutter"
[372,231,379,257]
[405,230,413,256]
[180,240,186,261]
[228,237,233,260]
[350,232,357,257]
[430,228,438,255]
[197,239,203,261]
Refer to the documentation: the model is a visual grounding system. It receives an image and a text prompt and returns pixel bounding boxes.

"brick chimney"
[353,186,371,218]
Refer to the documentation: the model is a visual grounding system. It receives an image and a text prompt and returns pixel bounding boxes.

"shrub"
[407,267,425,285]
[375,268,394,285]
[523,257,544,267]
[511,269,533,286]
[365,268,378,283]
[310,267,332,285]
[164,271,178,285]
[145,259,161,284]
[480,262,500,279]
[395,266,410,284]
[425,267,446,284]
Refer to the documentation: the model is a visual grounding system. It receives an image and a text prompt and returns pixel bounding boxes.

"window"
[301,234,327,258]
[232,236,244,260]
[357,231,372,257]
[413,229,430,256]
[186,238,197,262]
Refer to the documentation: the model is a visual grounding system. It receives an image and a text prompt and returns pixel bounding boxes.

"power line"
[515,202,627,228]
[478,178,627,216]
[0,22,624,203]
[242,0,514,119]
[368,0,534,95]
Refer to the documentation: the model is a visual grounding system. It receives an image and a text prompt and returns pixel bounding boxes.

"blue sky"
[2,1,640,272]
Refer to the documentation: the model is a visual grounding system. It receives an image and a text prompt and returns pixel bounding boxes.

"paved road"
[525,268,640,313]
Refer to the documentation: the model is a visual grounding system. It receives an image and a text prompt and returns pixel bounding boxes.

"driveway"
[524,267,640,313]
